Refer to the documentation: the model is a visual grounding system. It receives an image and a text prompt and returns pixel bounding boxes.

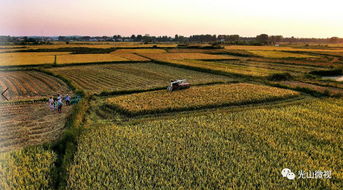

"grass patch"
[309,69,342,76]
[267,73,293,81]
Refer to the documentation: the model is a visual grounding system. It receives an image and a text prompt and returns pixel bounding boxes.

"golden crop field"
[1,42,342,189]
[140,52,235,60]
[248,57,334,67]
[0,52,151,66]
[107,83,299,114]
[54,53,128,64]
[67,98,343,189]
[161,59,280,77]
[110,52,150,61]
[225,60,321,75]
[275,81,343,96]
[0,52,71,66]
[0,70,72,101]
[48,63,233,94]
[249,50,316,58]
[0,48,29,53]
[114,48,167,54]
[0,146,57,189]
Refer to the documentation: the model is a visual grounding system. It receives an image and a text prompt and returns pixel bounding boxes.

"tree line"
[0,34,342,45]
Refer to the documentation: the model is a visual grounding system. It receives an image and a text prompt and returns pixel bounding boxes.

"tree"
[269,35,283,45]
[228,35,240,42]
[256,34,269,45]
[175,34,179,41]
[329,37,339,43]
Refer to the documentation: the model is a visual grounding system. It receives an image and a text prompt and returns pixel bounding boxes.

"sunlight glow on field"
[1,0,342,37]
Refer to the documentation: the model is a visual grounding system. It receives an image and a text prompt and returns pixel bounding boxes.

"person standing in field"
[54,98,58,111]
[65,94,71,106]
[57,97,63,113]
[57,94,62,102]
[48,97,54,111]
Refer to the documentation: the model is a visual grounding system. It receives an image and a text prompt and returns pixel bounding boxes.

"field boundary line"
[120,95,312,124]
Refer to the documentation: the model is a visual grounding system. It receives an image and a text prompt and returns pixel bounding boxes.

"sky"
[0,0,342,38]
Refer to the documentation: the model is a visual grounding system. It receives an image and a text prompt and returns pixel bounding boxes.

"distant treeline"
[0,34,342,45]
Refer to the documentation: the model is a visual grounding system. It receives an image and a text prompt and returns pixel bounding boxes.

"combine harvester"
[167,79,190,91]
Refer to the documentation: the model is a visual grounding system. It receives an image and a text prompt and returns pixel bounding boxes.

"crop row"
[48,63,233,94]
[0,71,72,101]
[0,103,72,152]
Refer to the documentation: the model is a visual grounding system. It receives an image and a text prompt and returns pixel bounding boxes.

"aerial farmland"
[0,40,342,189]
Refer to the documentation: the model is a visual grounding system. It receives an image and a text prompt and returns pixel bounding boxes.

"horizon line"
[1,34,341,39]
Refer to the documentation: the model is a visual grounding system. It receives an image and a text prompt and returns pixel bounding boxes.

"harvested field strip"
[6,76,25,96]
[0,70,73,101]
[0,103,72,152]
[107,83,300,115]
[26,72,60,92]
[48,63,233,94]
[0,77,20,98]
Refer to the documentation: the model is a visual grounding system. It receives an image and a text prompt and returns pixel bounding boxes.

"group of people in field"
[48,94,71,113]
